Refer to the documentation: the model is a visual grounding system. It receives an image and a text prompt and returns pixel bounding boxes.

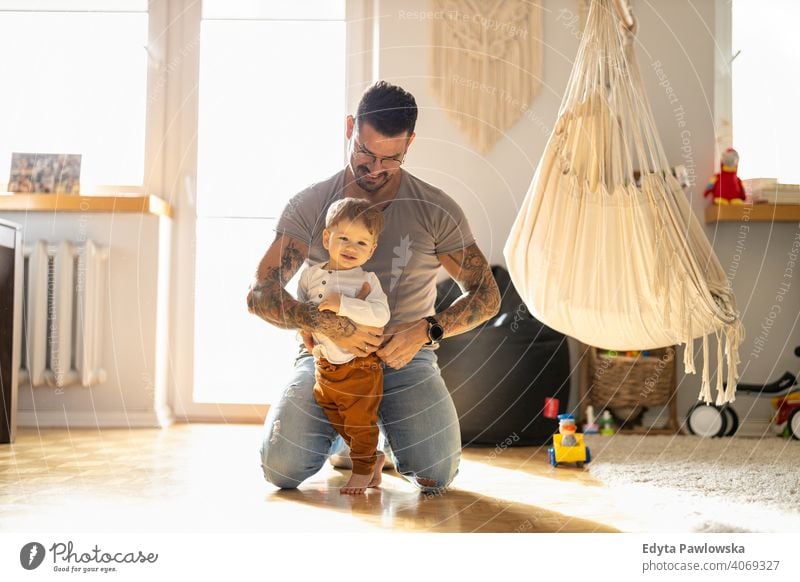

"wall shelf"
[0,194,172,218]
[705,203,800,224]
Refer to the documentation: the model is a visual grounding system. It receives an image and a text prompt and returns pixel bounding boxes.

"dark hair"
[355,81,418,137]
[325,197,385,239]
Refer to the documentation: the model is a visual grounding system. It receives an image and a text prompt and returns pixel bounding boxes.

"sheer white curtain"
[193,1,346,404]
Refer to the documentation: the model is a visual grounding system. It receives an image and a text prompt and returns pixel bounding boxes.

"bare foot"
[367,451,385,488]
[340,471,372,495]
[340,452,385,494]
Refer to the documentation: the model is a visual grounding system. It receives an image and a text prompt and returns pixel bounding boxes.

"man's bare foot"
[340,452,385,494]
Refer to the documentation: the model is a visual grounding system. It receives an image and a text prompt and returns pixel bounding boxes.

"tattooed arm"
[246,233,384,357]
[436,243,501,337]
[376,243,500,369]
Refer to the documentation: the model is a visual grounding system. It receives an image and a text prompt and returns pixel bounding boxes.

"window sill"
[0,193,172,218]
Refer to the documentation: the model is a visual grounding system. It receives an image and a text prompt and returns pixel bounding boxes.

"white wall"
[373,0,799,430]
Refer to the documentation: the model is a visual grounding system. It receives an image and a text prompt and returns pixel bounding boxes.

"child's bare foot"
[340,452,385,494]
[367,451,385,488]
[340,471,372,495]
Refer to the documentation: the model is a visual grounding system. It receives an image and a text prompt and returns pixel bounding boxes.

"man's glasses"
[351,138,405,169]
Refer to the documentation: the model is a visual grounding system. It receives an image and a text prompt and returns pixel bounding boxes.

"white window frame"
[161,0,376,422]
[713,0,733,155]
[0,1,159,194]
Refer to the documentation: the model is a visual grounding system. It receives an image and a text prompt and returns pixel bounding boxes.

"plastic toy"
[548,414,591,468]
[582,405,600,434]
[559,415,578,446]
[686,345,800,439]
[703,147,746,205]
[599,410,617,435]
[773,390,800,439]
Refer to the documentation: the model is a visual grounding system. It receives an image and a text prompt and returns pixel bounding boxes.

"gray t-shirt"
[275,169,475,326]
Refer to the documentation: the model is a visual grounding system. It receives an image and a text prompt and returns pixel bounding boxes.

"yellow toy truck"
[548,414,592,468]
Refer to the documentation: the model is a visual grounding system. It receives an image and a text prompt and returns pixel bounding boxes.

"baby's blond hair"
[325,197,385,239]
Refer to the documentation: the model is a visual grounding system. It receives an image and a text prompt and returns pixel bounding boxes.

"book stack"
[743,179,800,205]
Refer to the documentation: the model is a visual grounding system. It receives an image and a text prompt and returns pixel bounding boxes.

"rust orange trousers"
[313,353,383,475]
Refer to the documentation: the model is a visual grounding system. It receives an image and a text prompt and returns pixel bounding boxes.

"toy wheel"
[548,447,557,467]
[722,406,739,437]
[789,409,800,441]
[686,403,727,438]
[585,447,591,464]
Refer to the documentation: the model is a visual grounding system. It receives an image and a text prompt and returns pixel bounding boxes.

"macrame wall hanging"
[430,0,543,153]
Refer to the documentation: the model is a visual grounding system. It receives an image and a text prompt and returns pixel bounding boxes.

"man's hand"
[301,281,376,355]
[377,320,428,369]
[330,323,385,357]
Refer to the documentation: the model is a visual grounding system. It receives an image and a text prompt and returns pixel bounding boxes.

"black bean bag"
[434,266,571,446]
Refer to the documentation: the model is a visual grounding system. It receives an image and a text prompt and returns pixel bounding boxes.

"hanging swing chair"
[503,0,744,404]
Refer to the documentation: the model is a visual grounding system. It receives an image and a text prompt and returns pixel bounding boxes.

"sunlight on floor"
[0,424,637,533]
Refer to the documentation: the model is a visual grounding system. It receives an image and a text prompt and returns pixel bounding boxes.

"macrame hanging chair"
[503,0,744,404]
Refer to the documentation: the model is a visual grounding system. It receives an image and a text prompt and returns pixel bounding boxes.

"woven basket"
[588,346,676,414]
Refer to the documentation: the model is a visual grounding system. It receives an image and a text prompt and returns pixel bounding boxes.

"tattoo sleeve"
[436,244,501,338]
[246,238,358,338]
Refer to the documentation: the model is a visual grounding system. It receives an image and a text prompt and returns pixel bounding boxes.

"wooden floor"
[0,424,644,533]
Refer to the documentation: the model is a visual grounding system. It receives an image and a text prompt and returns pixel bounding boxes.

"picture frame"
[7,153,82,194]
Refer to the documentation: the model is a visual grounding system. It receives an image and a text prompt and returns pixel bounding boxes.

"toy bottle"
[583,405,600,434]
[599,410,617,436]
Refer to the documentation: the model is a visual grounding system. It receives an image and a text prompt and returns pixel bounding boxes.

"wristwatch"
[424,316,444,346]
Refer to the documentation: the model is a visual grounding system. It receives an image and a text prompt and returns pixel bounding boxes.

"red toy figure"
[704,147,746,205]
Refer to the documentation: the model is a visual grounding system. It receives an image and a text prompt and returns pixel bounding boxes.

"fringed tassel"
[700,334,712,403]
[715,331,725,405]
[684,335,696,374]
[679,276,698,375]
[722,321,743,404]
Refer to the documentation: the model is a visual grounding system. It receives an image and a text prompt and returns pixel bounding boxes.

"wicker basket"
[587,346,676,416]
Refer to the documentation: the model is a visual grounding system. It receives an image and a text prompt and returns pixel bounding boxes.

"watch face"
[430,323,444,342]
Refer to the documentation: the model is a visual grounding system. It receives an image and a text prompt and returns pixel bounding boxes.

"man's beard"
[352,163,391,193]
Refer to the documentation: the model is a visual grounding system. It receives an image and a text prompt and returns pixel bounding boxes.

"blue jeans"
[260,348,461,493]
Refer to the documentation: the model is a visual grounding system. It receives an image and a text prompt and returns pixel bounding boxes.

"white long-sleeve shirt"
[297,263,391,364]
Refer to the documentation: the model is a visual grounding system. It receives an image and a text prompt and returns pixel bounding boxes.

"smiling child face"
[322,219,378,270]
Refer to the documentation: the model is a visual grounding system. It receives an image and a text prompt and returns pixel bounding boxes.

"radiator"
[20,240,109,388]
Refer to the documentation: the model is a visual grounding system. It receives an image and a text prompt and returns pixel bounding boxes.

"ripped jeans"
[260,348,461,493]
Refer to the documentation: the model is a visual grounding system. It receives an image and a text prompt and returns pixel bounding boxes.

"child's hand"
[318,293,342,313]
[300,330,315,352]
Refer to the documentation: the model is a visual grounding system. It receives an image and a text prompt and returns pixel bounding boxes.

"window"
[731,0,800,183]
[193,1,346,404]
[0,0,149,190]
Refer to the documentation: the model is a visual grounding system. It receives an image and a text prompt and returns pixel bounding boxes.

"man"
[247,81,500,493]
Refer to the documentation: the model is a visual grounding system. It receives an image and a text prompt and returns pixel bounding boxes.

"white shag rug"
[584,434,800,532]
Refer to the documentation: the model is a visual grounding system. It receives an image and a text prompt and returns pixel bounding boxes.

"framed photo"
[7,153,82,194]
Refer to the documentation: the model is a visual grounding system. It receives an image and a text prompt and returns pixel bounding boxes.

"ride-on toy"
[686,345,800,438]
[548,414,592,467]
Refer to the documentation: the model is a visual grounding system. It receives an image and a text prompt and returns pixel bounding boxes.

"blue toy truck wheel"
[548,447,557,467]
[585,446,591,464]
